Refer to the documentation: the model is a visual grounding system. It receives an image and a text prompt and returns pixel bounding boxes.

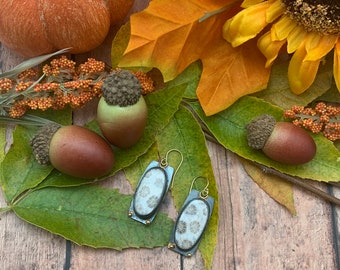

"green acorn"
[97,69,148,148]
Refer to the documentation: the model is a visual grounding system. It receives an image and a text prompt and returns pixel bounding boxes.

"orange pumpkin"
[0,0,134,57]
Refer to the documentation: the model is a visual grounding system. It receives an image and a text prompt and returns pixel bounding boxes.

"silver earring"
[128,149,183,225]
[168,176,214,257]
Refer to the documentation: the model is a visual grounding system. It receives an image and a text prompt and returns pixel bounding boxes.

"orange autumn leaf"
[118,0,270,115]
[197,38,270,115]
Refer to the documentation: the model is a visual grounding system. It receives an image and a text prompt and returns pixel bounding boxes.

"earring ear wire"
[159,149,183,189]
[189,176,209,199]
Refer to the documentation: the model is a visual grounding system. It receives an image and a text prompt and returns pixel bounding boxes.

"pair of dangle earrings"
[128,149,214,257]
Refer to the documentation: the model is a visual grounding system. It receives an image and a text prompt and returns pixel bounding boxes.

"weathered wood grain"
[1,0,340,269]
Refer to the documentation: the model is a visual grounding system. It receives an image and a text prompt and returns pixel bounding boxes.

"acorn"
[97,69,148,148]
[246,114,316,165]
[30,123,114,179]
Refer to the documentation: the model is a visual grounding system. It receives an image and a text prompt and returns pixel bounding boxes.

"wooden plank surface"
[1,1,340,269]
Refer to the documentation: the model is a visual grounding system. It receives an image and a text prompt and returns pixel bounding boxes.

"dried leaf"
[0,48,70,79]
[240,159,296,215]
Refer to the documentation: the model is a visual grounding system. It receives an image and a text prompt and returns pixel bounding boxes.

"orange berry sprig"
[284,102,340,141]
[113,67,155,95]
[130,70,155,95]
[1,56,108,118]
[1,55,156,119]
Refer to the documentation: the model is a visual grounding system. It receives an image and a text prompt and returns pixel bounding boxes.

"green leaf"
[255,59,333,109]
[13,185,173,249]
[0,125,53,203]
[35,169,95,189]
[111,83,186,171]
[166,61,202,100]
[111,23,131,68]
[30,107,73,126]
[124,105,219,269]
[156,105,218,270]
[316,81,340,104]
[0,125,6,166]
[189,96,340,182]
[124,143,159,190]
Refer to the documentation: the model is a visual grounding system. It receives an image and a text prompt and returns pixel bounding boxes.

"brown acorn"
[30,123,114,179]
[97,69,148,148]
[246,114,316,165]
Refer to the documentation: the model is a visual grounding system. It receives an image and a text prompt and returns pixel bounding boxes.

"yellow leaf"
[240,159,297,215]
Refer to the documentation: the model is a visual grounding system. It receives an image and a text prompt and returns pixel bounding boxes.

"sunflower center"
[281,0,340,35]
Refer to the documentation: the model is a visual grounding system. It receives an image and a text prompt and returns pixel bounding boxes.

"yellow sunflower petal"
[241,0,264,8]
[272,16,296,41]
[304,34,338,61]
[286,25,307,53]
[223,1,272,47]
[258,31,286,67]
[288,44,320,94]
[334,40,340,91]
[266,0,284,23]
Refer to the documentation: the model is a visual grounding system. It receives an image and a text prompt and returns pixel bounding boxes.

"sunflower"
[223,0,340,94]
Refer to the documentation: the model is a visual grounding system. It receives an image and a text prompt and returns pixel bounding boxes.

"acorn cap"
[30,123,61,165]
[246,114,276,150]
[101,69,142,107]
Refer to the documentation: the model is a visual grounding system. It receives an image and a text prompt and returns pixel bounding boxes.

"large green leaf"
[189,96,340,182]
[157,105,218,270]
[125,105,218,269]
[124,143,159,190]
[13,185,173,249]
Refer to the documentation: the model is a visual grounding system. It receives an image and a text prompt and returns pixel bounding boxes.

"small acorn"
[30,123,114,179]
[97,69,148,148]
[246,114,316,165]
